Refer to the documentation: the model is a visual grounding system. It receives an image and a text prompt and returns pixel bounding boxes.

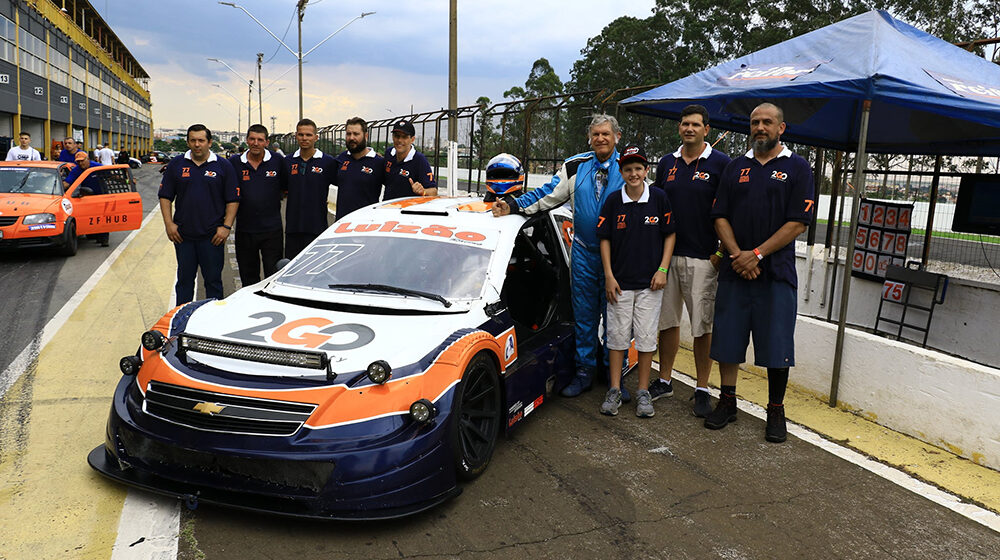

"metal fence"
[274,95,1000,285]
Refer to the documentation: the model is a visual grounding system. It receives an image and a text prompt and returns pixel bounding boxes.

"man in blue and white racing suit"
[493,114,624,398]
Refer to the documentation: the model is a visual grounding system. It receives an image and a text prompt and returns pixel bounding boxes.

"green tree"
[503,58,566,173]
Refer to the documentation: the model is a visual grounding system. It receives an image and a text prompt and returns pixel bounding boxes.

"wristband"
[753,247,763,260]
[714,250,725,258]
[221,224,232,230]
[657,266,669,274]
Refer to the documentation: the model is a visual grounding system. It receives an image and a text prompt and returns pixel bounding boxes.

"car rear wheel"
[450,352,501,481]
[59,219,77,256]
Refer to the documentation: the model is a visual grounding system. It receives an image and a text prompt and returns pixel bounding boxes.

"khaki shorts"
[607,288,662,353]
[658,255,718,337]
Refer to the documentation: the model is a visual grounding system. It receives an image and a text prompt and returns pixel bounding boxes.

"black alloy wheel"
[450,352,501,481]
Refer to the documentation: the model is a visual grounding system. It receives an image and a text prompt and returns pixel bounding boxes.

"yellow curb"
[662,345,1000,514]
[0,216,176,559]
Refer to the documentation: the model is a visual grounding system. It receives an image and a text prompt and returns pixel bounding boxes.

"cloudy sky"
[93,0,657,134]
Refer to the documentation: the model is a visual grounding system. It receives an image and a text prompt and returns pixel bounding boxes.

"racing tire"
[450,352,501,481]
[59,219,78,256]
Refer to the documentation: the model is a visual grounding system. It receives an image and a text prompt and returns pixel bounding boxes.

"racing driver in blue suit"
[493,114,625,398]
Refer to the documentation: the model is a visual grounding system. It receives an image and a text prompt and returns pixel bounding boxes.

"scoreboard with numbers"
[851,198,914,281]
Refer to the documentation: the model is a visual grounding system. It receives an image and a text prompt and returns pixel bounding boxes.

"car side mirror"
[73,186,93,197]
[275,258,290,270]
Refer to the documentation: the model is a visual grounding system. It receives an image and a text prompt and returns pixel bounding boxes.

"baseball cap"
[618,144,648,167]
[392,119,415,136]
[74,151,88,162]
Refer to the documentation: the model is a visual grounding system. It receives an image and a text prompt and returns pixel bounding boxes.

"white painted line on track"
[113,261,182,560]
[663,367,1000,534]
[0,208,161,399]
[111,491,181,560]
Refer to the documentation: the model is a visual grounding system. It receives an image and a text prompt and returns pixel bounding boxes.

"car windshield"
[274,236,491,302]
[0,168,60,195]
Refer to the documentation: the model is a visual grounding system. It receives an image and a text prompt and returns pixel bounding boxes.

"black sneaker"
[690,390,712,417]
[765,404,787,443]
[704,394,737,429]
[647,379,673,401]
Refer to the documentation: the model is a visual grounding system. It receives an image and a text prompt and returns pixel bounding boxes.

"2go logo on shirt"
[643,216,660,225]
[692,171,711,181]
[204,171,217,178]
[265,170,278,177]
[770,171,788,182]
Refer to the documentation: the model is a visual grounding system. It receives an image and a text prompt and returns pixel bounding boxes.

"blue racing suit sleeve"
[512,160,576,215]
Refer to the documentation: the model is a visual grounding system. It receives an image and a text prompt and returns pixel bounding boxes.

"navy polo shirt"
[711,146,814,287]
[65,161,103,194]
[383,147,436,201]
[284,149,337,235]
[58,149,83,163]
[652,143,731,259]
[597,185,676,291]
[158,151,240,239]
[334,147,385,219]
[228,150,285,233]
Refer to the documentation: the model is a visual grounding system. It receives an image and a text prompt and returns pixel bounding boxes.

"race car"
[89,196,637,519]
[0,161,142,255]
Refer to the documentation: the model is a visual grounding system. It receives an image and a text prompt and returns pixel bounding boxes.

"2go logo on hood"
[223,311,375,351]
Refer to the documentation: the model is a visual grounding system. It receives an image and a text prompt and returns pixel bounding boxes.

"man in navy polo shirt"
[159,124,239,305]
[229,124,285,285]
[58,136,84,163]
[650,104,732,417]
[383,119,437,200]
[284,118,337,258]
[334,117,384,219]
[706,102,814,443]
[597,145,675,418]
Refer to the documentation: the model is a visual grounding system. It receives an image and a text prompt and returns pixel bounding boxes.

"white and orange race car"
[90,196,637,519]
[0,161,142,255]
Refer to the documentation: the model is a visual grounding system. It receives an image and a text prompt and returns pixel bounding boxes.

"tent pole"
[830,101,872,408]
[921,155,943,267]
[804,148,824,303]
[819,150,843,308]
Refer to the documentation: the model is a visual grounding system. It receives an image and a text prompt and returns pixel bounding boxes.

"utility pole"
[256,52,264,124]
[270,115,277,134]
[247,79,253,131]
[297,0,308,121]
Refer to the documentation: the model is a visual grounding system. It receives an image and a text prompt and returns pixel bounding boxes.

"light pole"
[213,83,248,137]
[208,57,255,125]
[219,2,374,120]
[256,52,264,124]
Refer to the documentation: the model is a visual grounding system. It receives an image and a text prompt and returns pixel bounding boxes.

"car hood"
[0,192,62,215]
[182,289,482,377]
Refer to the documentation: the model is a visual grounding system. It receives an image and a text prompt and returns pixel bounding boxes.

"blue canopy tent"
[620,9,1000,405]
[621,9,1000,156]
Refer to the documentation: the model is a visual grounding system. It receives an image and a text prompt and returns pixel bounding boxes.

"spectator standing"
[383,119,437,200]
[649,104,732,417]
[98,144,115,165]
[158,124,240,305]
[283,118,337,258]
[706,102,814,443]
[597,145,676,418]
[6,132,41,161]
[334,117,385,220]
[58,137,84,163]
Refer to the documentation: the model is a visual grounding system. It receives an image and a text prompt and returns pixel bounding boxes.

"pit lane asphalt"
[1,175,999,559]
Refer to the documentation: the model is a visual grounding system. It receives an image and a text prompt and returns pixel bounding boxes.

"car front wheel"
[450,352,501,481]
[59,219,77,256]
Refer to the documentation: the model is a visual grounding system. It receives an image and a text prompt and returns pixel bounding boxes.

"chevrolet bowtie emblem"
[193,401,225,415]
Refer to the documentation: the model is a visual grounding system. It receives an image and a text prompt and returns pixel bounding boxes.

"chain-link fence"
[274,96,1000,285]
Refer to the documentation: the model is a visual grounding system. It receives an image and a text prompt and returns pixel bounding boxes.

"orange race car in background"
[0,161,143,255]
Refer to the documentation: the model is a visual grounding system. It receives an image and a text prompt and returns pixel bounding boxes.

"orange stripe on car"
[136,330,506,429]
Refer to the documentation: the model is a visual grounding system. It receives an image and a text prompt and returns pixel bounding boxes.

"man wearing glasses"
[493,114,625,399]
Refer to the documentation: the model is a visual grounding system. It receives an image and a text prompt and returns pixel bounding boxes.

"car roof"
[0,161,67,169]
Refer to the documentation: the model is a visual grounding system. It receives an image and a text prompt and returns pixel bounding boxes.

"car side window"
[501,216,564,339]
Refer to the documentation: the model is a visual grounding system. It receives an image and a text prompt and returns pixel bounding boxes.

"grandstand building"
[0,0,151,158]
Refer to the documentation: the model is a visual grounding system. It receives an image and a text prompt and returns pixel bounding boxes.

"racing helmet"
[485,153,525,196]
